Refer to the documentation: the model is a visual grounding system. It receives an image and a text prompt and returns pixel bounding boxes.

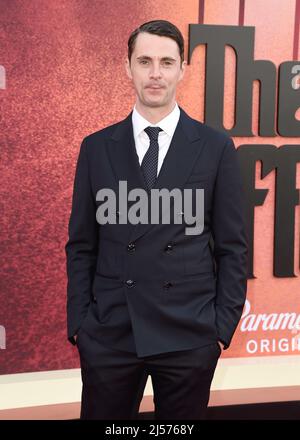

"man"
[65,20,248,420]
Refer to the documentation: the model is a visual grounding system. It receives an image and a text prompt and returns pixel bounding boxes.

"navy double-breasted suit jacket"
[65,106,248,357]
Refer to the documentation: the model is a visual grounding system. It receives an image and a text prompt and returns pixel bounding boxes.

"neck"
[135,101,176,124]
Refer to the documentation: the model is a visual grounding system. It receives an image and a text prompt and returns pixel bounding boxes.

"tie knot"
[144,126,162,141]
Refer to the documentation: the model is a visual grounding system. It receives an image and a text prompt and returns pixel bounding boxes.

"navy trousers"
[76,327,221,420]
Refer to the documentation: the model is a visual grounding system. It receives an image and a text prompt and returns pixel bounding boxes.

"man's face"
[125,32,186,109]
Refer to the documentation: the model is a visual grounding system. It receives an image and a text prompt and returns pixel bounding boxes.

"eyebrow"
[136,56,176,62]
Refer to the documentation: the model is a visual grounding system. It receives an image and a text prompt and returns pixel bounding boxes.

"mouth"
[146,86,164,91]
[146,85,164,89]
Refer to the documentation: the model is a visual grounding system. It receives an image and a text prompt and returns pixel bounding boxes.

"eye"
[162,60,173,66]
[140,60,149,65]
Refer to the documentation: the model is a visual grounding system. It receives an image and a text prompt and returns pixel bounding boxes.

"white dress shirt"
[132,102,180,176]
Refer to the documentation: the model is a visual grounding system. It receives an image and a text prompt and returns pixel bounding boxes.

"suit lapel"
[107,111,148,194]
[107,107,207,242]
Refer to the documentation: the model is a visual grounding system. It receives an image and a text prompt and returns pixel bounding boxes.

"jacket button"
[127,243,136,252]
[125,279,135,288]
[92,295,97,303]
[163,281,173,289]
[165,243,173,252]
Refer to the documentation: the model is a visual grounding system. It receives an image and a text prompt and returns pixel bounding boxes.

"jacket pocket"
[185,172,212,184]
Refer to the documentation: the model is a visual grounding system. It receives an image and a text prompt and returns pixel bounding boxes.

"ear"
[125,58,133,80]
[178,60,187,82]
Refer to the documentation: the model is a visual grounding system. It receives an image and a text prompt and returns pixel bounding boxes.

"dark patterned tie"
[141,126,163,190]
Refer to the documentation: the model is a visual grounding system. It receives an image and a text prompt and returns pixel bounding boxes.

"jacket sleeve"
[212,138,248,349]
[65,137,99,345]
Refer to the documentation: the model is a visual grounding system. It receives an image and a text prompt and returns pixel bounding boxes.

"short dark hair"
[128,20,184,64]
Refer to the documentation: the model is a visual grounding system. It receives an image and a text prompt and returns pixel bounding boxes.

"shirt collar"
[132,102,180,139]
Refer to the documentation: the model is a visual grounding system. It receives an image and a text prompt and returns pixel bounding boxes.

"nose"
[149,62,162,79]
